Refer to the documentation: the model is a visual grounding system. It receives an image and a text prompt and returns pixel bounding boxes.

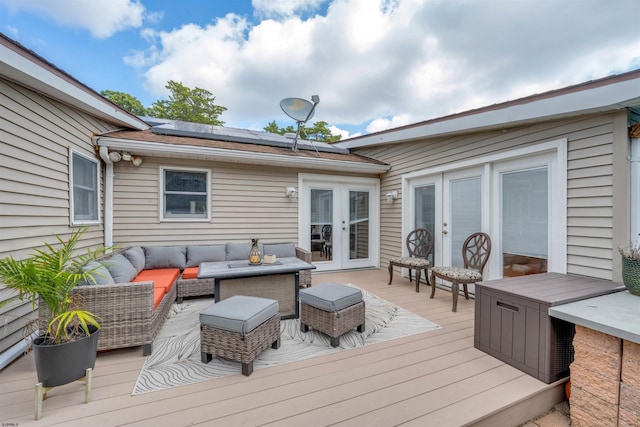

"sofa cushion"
[186,245,226,267]
[181,267,199,279]
[299,282,363,312]
[82,260,115,285]
[123,246,145,273]
[153,288,165,309]
[144,246,187,269]
[226,242,264,261]
[103,253,138,283]
[262,242,296,258]
[133,268,180,293]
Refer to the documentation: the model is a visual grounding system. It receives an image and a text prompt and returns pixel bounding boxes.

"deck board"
[0,268,564,426]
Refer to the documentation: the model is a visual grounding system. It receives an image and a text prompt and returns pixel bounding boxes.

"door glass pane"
[349,191,369,260]
[415,185,435,265]
[450,177,482,267]
[311,189,333,261]
[502,168,548,277]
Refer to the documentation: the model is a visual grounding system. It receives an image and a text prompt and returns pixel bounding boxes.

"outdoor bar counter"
[549,291,640,426]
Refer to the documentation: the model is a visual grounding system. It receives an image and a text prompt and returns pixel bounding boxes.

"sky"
[1,0,639,139]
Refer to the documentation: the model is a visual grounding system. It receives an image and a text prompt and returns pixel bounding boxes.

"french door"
[412,168,484,275]
[301,175,379,272]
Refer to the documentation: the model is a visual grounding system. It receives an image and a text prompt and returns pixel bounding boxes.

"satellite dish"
[279,95,320,152]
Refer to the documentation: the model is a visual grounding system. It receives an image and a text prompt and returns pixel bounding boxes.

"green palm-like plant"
[0,227,108,344]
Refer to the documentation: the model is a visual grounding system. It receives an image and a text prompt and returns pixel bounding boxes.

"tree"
[264,120,341,143]
[100,90,147,116]
[146,80,227,125]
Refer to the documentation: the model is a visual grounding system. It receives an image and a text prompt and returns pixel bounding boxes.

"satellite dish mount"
[280,95,320,152]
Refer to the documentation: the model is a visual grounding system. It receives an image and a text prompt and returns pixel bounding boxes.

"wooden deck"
[0,269,565,426]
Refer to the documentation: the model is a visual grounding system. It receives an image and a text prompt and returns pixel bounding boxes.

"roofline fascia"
[339,74,640,149]
[0,38,148,130]
[96,137,390,174]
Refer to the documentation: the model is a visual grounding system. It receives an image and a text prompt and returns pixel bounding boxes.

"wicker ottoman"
[200,295,281,376]
[299,283,365,347]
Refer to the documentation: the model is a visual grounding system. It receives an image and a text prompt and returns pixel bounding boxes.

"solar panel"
[151,120,348,154]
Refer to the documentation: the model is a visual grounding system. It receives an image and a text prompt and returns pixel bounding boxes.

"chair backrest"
[462,232,491,273]
[321,225,332,241]
[406,228,434,259]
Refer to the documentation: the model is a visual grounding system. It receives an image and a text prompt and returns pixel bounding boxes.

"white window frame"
[159,166,211,222]
[70,149,100,225]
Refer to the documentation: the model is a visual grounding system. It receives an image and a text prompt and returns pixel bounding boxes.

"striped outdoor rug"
[132,284,441,395]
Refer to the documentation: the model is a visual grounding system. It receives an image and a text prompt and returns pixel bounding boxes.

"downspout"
[97,143,114,248]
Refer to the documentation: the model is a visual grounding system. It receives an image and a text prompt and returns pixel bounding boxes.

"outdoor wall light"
[285,187,298,199]
[108,151,143,167]
[386,191,398,204]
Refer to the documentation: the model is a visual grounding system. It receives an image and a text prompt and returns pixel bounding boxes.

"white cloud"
[0,0,146,38]
[128,0,640,135]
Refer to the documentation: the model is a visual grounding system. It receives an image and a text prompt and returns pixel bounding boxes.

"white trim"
[97,138,390,174]
[338,77,640,149]
[631,138,640,243]
[98,145,115,248]
[159,166,212,222]
[0,42,147,130]
[69,148,101,226]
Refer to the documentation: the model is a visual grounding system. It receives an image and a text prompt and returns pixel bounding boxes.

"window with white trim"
[71,150,100,224]
[632,137,639,243]
[161,167,210,220]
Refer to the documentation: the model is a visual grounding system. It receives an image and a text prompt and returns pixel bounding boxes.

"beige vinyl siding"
[0,77,122,355]
[112,158,303,247]
[354,111,629,281]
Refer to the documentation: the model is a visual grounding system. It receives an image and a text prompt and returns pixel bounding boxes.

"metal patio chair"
[388,228,434,292]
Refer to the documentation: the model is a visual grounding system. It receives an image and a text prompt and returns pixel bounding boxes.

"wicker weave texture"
[176,276,216,299]
[219,274,296,318]
[200,313,281,364]
[300,301,365,338]
[295,246,313,287]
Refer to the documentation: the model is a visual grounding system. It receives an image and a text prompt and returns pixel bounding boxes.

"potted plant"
[0,227,108,387]
[619,239,640,296]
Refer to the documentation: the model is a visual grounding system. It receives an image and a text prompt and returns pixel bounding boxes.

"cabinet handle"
[496,301,519,312]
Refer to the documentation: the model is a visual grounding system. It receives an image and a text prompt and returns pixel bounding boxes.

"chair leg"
[409,269,413,283]
[452,282,459,312]
[463,283,469,300]
[429,271,436,299]
[414,268,421,293]
[388,263,394,285]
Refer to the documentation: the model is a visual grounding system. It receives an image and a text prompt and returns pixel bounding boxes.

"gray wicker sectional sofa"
[66,242,311,356]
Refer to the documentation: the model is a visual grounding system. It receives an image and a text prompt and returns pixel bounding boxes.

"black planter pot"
[33,325,99,387]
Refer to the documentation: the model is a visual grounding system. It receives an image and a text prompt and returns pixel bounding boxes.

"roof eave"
[0,36,148,131]
[95,137,390,174]
[339,74,640,149]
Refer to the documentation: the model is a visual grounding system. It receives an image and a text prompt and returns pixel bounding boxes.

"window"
[161,168,210,220]
[71,150,99,224]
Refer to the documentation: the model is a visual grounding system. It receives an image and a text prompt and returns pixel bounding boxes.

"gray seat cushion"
[200,295,279,334]
[299,283,363,312]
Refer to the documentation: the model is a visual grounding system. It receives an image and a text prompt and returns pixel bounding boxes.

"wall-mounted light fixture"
[385,190,398,204]
[285,187,298,199]
[108,151,143,167]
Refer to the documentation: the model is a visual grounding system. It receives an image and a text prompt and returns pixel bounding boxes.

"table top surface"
[198,257,316,279]
[549,291,640,344]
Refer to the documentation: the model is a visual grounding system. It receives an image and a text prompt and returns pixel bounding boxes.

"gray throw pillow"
[82,260,114,285]
[186,245,226,267]
[262,242,296,258]
[144,246,187,269]
[103,254,138,283]
[123,246,145,273]
[225,242,264,261]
